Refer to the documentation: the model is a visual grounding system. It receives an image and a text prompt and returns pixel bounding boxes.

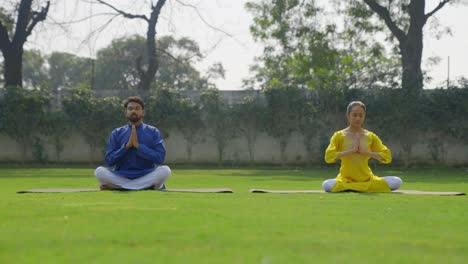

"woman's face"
[347,106,366,128]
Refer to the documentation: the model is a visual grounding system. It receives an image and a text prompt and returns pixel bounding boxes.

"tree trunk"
[279,137,288,167]
[363,0,451,92]
[186,140,193,162]
[0,0,50,88]
[94,0,165,92]
[400,27,424,94]
[400,43,423,93]
[137,0,166,92]
[217,145,224,167]
[304,136,314,166]
[246,132,256,164]
[2,47,23,87]
[400,0,425,93]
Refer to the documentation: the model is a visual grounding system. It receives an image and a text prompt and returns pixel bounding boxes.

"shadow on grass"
[0,168,93,178]
[0,167,467,184]
[206,168,468,185]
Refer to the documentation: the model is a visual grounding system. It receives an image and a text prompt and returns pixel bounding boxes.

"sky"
[23,0,468,90]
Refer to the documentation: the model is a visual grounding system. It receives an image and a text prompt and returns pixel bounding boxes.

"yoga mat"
[249,189,465,196]
[18,188,233,193]
[17,188,100,193]
[165,188,233,193]
[392,190,465,196]
[250,189,326,194]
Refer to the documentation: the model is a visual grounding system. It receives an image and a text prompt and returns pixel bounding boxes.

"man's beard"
[127,114,141,123]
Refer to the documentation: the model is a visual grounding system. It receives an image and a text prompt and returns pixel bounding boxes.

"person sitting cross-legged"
[322,101,402,193]
[94,96,171,190]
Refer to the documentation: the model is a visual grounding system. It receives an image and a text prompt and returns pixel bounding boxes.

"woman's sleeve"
[324,132,341,163]
[370,133,392,164]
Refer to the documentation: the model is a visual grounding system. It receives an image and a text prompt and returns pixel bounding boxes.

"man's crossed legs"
[95,166,171,190]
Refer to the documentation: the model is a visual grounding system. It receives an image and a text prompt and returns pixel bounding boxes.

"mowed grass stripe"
[1,167,467,263]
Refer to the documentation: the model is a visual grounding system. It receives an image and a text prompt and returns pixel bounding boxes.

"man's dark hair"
[124,96,145,109]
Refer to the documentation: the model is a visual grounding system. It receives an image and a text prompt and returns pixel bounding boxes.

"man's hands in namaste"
[126,125,139,149]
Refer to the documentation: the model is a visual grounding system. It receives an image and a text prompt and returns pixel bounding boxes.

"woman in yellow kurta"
[322,101,402,192]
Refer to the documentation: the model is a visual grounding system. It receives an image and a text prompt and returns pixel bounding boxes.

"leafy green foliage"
[48,52,93,91]
[2,73,468,166]
[264,85,304,165]
[232,95,266,163]
[199,89,238,166]
[22,49,48,88]
[0,7,14,34]
[42,110,72,162]
[246,0,400,92]
[94,35,208,92]
[145,89,180,139]
[61,86,122,162]
[0,86,50,161]
[173,98,204,161]
[424,87,468,144]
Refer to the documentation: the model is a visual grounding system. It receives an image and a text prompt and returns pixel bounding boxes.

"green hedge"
[1,85,467,165]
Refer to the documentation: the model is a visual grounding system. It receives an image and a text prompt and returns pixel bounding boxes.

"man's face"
[126,102,144,123]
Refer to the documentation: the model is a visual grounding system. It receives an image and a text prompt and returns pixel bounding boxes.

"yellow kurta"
[324,130,392,192]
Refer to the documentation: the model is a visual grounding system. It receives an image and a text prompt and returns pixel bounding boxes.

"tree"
[0,0,50,87]
[199,89,237,166]
[22,49,47,88]
[245,0,399,93]
[48,52,93,91]
[145,89,179,139]
[153,36,205,91]
[41,110,72,162]
[360,0,454,93]
[94,35,206,92]
[426,87,468,148]
[297,96,321,165]
[264,85,304,166]
[232,95,265,164]
[363,88,422,166]
[204,62,226,89]
[62,86,122,163]
[94,0,167,92]
[173,98,204,162]
[0,86,49,162]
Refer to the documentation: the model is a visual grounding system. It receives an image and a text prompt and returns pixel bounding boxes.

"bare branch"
[425,0,451,21]
[25,1,50,39]
[363,0,406,43]
[94,0,149,21]
[76,13,120,51]
[174,0,233,38]
[203,37,224,56]
[49,12,118,26]
[157,47,189,65]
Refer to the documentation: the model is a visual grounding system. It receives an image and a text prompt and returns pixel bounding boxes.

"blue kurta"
[105,123,166,179]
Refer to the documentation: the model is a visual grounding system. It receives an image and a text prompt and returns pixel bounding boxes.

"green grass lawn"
[1,166,467,263]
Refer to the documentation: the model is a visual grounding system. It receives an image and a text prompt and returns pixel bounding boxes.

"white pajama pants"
[94,166,171,190]
[322,176,403,192]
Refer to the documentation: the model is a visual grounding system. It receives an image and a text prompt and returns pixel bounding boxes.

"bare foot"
[100,183,124,190]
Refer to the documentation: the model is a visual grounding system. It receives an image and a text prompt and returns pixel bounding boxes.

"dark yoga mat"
[249,189,465,196]
[18,188,234,193]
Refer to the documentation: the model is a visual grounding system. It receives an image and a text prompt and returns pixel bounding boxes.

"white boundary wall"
[1,130,467,165]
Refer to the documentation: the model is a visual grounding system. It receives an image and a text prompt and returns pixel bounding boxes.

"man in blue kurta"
[94,96,171,190]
